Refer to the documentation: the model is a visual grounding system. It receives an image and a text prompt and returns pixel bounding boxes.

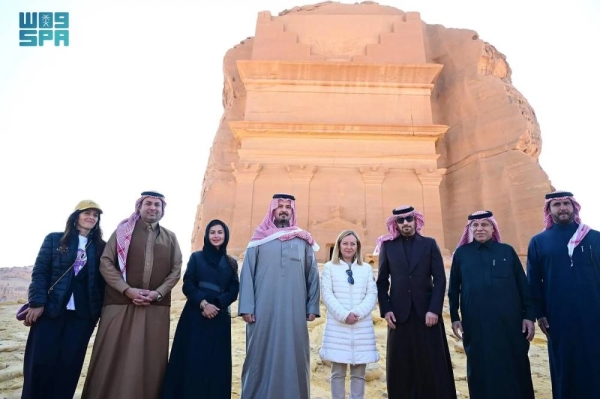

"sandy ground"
[0,268,552,399]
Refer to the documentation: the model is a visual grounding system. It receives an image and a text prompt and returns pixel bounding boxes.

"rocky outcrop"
[192,1,553,256]
[425,25,552,253]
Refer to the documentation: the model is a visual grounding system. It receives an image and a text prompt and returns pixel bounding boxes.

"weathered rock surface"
[427,27,552,253]
[192,1,553,258]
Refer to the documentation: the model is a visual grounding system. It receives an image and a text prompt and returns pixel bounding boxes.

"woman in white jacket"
[319,230,379,399]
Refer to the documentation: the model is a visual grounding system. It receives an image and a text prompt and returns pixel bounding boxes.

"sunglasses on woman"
[346,268,354,285]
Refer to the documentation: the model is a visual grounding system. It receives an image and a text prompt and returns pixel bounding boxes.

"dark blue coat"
[28,232,105,320]
[527,223,600,399]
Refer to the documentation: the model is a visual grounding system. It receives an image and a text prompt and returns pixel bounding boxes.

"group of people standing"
[20,191,184,399]
[18,189,600,399]
[447,189,600,399]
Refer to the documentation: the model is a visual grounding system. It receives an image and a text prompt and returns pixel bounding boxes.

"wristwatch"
[155,292,163,302]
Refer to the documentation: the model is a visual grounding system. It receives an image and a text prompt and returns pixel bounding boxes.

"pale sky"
[1,0,599,268]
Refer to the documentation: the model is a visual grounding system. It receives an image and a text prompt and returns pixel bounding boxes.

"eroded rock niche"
[192,1,552,262]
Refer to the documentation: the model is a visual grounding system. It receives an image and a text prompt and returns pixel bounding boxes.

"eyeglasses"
[346,268,354,285]
[396,216,414,224]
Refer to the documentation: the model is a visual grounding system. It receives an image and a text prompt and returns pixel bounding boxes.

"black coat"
[28,232,106,320]
[376,234,446,322]
[449,239,534,399]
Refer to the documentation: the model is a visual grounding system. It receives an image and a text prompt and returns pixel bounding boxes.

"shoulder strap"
[48,239,92,294]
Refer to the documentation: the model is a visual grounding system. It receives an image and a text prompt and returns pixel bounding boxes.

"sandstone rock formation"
[192,1,553,260]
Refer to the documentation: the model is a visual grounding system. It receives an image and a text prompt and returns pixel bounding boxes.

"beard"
[275,216,291,228]
[399,226,415,236]
[552,212,574,225]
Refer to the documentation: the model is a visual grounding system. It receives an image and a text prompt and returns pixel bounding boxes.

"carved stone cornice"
[229,121,448,142]
[236,60,443,89]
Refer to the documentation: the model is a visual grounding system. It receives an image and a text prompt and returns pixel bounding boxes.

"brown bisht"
[81,220,182,399]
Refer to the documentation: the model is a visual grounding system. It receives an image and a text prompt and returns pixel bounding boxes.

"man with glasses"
[374,205,456,399]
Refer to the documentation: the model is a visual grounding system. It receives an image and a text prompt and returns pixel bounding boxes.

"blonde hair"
[331,230,363,265]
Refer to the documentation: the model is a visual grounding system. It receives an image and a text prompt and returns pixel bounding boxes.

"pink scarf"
[248,195,319,251]
[453,210,502,255]
[543,191,590,266]
[373,205,425,256]
[116,192,167,277]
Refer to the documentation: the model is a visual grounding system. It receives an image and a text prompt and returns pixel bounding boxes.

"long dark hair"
[59,210,105,257]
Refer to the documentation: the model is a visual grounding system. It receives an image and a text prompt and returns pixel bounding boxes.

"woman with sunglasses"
[319,230,379,399]
[19,200,106,399]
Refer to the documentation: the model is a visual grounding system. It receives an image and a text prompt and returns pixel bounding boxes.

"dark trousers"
[22,310,96,399]
[386,307,456,399]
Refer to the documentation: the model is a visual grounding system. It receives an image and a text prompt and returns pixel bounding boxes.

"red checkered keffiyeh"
[453,210,502,255]
[247,194,319,252]
[544,190,590,266]
[116,192,166,277]
[373,205,425,256]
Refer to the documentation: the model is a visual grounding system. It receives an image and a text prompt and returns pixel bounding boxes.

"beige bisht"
[81,219,182,399]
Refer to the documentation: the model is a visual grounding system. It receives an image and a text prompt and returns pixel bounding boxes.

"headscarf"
[543,190,583,229]
[373,205,425,256]
[453,210,502,254]
[247,193,319,252]
[203,219,229,266]
[116,191,167,277]
[543,190,590,266]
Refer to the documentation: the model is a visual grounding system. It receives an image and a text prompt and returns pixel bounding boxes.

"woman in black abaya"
[162,219,239,399]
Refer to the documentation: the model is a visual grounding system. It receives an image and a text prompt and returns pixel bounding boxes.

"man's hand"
[425,312,439,327]
[242,314,255,323]
[538,317,550,338]
[145,291,160,302]
[452,321,463,340]
[523,319,535,341]
[306,314,316,322]
[384,311,396,329]
[202,303,220,319]
[345,312,359,325]
[23,306,44,326]
[124,288,152,306]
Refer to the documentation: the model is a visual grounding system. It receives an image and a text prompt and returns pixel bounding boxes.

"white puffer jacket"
[319,260,379,365]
